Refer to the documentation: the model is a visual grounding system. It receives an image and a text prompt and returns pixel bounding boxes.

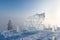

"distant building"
[8,20,13,30]
[55,27,60,32]
[16,26,20,32]
[57,27,60,30]
[44,27,52,31]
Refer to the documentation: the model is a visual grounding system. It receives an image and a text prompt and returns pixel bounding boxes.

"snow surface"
[0,29,59,40]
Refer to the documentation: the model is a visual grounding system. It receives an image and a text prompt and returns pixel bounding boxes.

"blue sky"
[0,0,41,16]
[0,0,60,28]
[0,0,44,26]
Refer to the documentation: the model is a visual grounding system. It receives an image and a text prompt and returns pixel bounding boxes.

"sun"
[44,3,60,27]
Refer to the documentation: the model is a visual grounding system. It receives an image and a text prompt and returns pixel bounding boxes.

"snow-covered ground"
[0,29,60,40]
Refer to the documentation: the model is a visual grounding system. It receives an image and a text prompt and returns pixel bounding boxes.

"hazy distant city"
[0,13,60,40]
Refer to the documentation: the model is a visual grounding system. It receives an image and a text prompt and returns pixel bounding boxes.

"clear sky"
[0,0,60,28]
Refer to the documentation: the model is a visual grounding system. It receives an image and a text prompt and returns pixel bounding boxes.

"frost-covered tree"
[24,13,45,31]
